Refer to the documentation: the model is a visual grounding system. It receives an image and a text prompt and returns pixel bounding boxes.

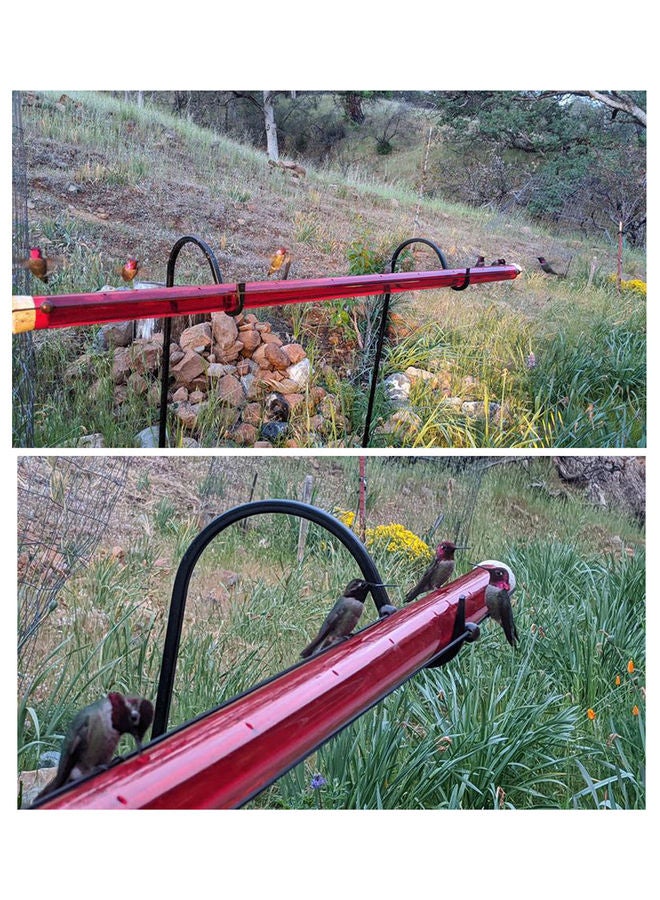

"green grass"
[18,457,645,809]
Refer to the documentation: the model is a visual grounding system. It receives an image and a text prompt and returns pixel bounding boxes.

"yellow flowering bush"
[365,523,433,562]
[608,275,646,298]
[335,509,356,528]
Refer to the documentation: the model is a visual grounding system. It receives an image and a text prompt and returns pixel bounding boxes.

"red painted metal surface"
[13,265,521,332]
[36,569,489,810]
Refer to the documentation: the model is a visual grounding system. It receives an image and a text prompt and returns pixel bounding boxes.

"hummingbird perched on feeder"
[475,255,485,267]
[474,562,519,647]
[119,257,140,283]
[300,579,374,658]
[268,246,292,279]
[22,247,53,283]
[35,692,154,801]
[404,541,468,603]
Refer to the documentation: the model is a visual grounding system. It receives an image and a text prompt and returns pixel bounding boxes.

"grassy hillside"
[18,456,645,809]
[15,91,646,447]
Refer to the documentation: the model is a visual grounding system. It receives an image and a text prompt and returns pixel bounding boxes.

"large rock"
[170,349,208,385]
[215,374,246,407]
[211,311,239,347]
[179,322,213,353]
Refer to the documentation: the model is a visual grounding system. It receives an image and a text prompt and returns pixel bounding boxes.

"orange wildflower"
[627,659,635,674]
[587,708,597,720]
[632,705,639,716]
[615,675,621,686]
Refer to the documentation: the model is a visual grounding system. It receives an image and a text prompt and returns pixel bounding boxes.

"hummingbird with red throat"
[404,540,468,603]
[22,247,51,283]
[35,692,154,801]
[478,563,519,647]
[120,257,140,283]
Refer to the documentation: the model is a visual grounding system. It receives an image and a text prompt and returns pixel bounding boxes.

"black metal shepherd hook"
[158,236,227,448]
[151,499,392,738]
[361,237,452,448]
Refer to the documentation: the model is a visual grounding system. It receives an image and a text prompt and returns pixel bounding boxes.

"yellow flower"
[365,523,432,562]
[632,705,640,716]
[587,708,597,720]
[335,509,356,528]
[627,659,635,674]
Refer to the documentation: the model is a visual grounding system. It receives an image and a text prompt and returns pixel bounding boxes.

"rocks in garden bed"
[103,307,343,446]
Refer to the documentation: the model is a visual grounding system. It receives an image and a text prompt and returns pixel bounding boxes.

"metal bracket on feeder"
[424,594,480,669]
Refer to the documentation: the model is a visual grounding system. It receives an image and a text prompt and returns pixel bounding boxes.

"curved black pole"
[152,499,390,738]
[361,237,449,448]
[158,236,225,448]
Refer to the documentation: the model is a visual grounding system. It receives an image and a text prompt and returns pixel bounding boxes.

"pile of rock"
[101,310,348,447]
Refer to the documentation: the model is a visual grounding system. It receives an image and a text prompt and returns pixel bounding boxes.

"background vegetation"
[18,455,646,809]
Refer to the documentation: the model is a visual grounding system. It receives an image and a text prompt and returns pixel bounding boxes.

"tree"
[263,91,279,162]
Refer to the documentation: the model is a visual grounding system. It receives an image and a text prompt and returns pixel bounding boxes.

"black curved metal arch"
[158,235,225,448]
[152,499,391,738]
[361,236,449,448]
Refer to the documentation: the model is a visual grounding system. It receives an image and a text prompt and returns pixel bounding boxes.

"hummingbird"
[482,565,519,647]
[404,541,467,603]
[120,257,140,283]
[35,692,154,801]
[490,258,507,266]
[300,578,372,658]
[22,247,50,283]
[268,246,292,279]
[475,255,485,267]
[537,256,565,277]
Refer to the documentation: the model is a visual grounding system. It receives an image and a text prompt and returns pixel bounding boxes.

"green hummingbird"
[300,579,373,658]
[482,564,519,647]
[404,541,467,603]
[35,692,154,801]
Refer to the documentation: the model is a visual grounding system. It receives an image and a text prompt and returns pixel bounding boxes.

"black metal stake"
[152,499,391,738]
[361,237,450,448]
[158,235,225,448]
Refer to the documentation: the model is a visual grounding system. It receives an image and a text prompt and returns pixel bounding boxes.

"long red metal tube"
[36,568,489,810]
[13,265,521,333]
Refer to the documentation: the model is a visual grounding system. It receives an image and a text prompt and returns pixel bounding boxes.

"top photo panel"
[12,90,646,449]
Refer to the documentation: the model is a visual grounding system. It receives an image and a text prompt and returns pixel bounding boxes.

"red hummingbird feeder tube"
[12,266,521,333]
[32,500,490,811]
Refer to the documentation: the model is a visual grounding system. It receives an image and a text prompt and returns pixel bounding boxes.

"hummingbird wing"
[499,591,519,647]
[300,601,345,657]
[404,562,434,603]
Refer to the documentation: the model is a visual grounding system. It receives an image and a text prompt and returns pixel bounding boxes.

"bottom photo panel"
[18,453,645,811]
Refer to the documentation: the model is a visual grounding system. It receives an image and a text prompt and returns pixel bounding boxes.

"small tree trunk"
[263,91,279,162]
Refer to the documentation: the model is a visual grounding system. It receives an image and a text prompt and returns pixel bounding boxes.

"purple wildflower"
[310,774,327,790]
[526,352,537,369]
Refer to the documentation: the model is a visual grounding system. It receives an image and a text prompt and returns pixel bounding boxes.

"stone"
[254,440,273,448]
[135,425,162,448]
[384,372,411,404]
[215,374,246,406]
[237,327,261,354]
[179,322,212,352]
[174,401,199,429]
[172,386,189,403]
[100,321,134,349]
[189,389,206,404]
[281,343,306,365]
[264,393,290,421]
[127,372,148,395]
[286,358,311,389]
[378,409,423,436]
[265,343,291,370]
[252,344,273,369]
[232,423,258,445]
[130,341,162,374]
[211,311,238,347]
[112,347,132,384]
[77,432,105,448]
[170,349,208,384]
[261,421,289,443]
[242,403,263,426]
[260,331,283,346]
[215,340,244,364]
[207,363,236,379]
